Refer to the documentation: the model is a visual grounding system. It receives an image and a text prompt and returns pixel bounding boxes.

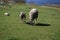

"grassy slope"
[0,4,60,40]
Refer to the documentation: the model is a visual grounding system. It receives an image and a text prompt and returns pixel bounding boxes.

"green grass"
[0,4,60,40]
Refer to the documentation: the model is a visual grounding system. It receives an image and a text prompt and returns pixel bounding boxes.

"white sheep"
[4,12,10,16]
[19,12,26,23]
[29,8,38,24]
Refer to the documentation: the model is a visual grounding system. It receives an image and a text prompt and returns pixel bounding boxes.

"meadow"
[0,4,60,40]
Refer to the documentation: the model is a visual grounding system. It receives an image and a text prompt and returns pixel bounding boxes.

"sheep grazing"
[29,8,38,25]
[19,12,26,23]
[4,12,10,16]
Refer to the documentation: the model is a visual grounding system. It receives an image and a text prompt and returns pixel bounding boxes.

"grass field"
[0,4,60,40]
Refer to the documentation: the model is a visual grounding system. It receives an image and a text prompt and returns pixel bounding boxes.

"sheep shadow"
[26,22,51,26]
[35,23,51,26]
